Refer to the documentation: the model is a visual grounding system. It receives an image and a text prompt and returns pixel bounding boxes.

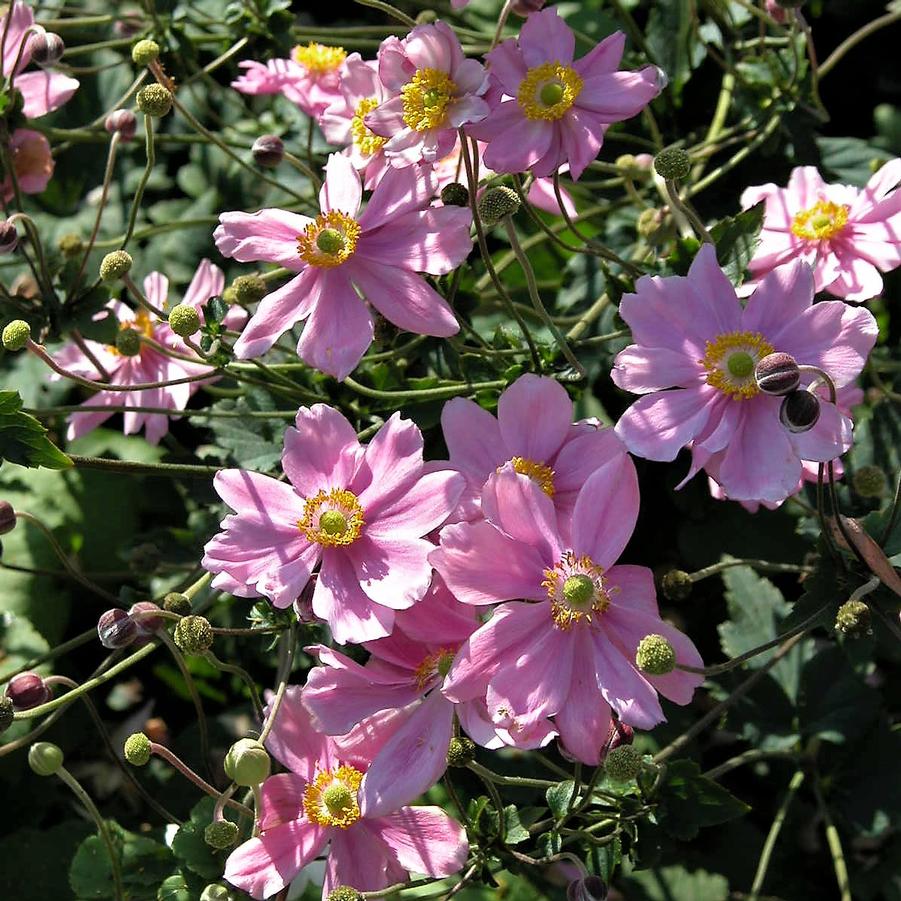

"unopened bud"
[852,465,887,499]
[124,731,152,766]
[478,186,520,226]
[511,0,547,14]
[135,83,172,118]
[115,327,142,357]
[29,33,65,67]
[58,233,83,258]
[606,719,634,753]
[635,634,676,675]
[204,820,239,850]
[2,319,31,351]
[440,182,469,207]
[0,695,13,733]
[567,875,608,901]
[0,219,18,254]
[231,274,267,305]
[162,592,192,616]
[603,744,642,782]
[446,736,476,767]
[661,568,692,601]
[168,303,201,338]
[835,599,871,636]
[158,875,192,901]
[224,738,271,786]
[114,15,143,39]
[654,147,691,181]
[780,389,820,433]
[327,889,363,901]
[131,39,160,67]
[105,109,137,142]
[415,10,438,23]
[174,615,213,655]
[201,886,236,901]
[99,250,133,282]
[616,154,647,180]
[636,207,672,244]
[755,352,800,396]
[6,672,50,710]
[97,608,138,649]
[28,741,64,776]
[129,601,164,637]
[252,134,284,168]
[0,501,16,535]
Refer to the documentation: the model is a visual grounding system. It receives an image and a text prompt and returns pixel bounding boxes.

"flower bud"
[2,319,31,351]
[446,736,476,767]
[114,15,144,39]
[224,738,271,786]
[835,599,871,637]
[57,233,83,258]
[616,154,649,181]
[174,615,214,655]
[852,465,887,499]
[0,219,18,254]
[567,875,608,901]
[158,874,192,901]
[29,741,64,776]
[30,33,65,67]
[251,134,284,168]
[605,718,634,753]
[231,274,267,305]
[661,568,692,601]
[755,352,800,396]
[636,207,673,245]
[124,731,152,766]
[6,672,50,710]
[779,389,820,433]
[635,634,676,675]
[162,592,192,616]
[105,109,137,142]
[0,695,13,733]
[131,39,160,67]
[654,147,691,181]
[97,608,138,649]
[129,601,164,636]
[0,500,16,535]
[201,886,236,901]
[99,250,133,282]
[511,0,547,14]
[603,744,642,782]
[168,303,201,338]
[136,83,173,118]
[415,10,438,23]
[327,889,363,901]
[478,186,520,226]
[204,820,239,850]
[440,182,469,207]
[115,327,142,357]
[764,0,788,22]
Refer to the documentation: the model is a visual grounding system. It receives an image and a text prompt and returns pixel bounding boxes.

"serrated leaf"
[535,830,562,857]
[171,798,229,880]
[712,202,765,286]
[622,864,730,900]
[546,780,576,818]
[0,390,72,470]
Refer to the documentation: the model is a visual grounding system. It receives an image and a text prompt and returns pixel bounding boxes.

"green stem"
[749,771,806,898]
[819,11,901,79]
[121,114,155,248]
[343,375,506,404]
[68,454,221,478]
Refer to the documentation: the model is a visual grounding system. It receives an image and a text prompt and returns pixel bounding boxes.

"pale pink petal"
[319,153,363,216]
[527,176,577,217]
[497,373,572,463]
[282,404,361,497]
[611,345,702,392]
[787,165,828,209]
[363,95,408,139]
[256,773,307,832]
[441,397,506,478]
[16,69,79,118]
[263,686,331,780]
[358,162,438,231]
[354,413,425,515]
[576,68,660,121]
[574,30,626,77]
[477,103,554,175]
[324,823,406,896]
[824,251,885,301]
[183,258,225,308]
[1,1,35,75]
[590,630,664,729]
[740,258,813,337]
[368,469,465,537]
[214,208,313,269]
[484,39,528,95]
[143,272,169,309]
[374,805,468,876]
[519,7,575,67]
[788,400,852,462]
[346,534,434,610]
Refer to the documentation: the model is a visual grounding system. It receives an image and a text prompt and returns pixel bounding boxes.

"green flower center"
[539,81,565,107]
[726,351,754,379]
[318,510,348,537]
[322,783,355,819]
[316,228,346,256]
[563,574,595,608]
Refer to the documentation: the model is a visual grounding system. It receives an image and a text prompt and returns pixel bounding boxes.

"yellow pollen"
[292,43,346,75]
[302,765,363,828]
[108,308,154,356]
[542,551,611,631]
[518,62,583,121]
[507,456,556,497]
[401,68,457,132]
[412,648,456,689]
[298,489,365,547]
[791,200,849,241]
[297,211,361,268]
[350,97,387,157]
[701,331,774,399]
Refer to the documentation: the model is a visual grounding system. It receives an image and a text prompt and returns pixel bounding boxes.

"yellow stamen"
[412,648,456,689]
[543,551,611,631]
[292,43,346,76]
[350,97,387,157]
[302,765,363,828]
[791,200,849,241]
[297,211,361,268]
[108,308,154,356]
[401,68,457,132]
[298,489,365,547]
[701,331,774,399]
[517,62,583,121]
[507,456,556,497]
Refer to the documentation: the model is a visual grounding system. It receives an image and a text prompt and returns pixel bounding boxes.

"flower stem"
[748,770,805,899]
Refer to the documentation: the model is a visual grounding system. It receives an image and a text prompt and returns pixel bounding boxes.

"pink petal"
[788,400,852,462]
[497,373,572,463]
[481,466,561,557]
[346,534,435,610]
[441,397,506,479]
[374,805,469,876]
[256,773,307,832]
[611,345,702,392]
[143,272,169,309]
[519,7,575,67]
[183,258,225,308]
[282,404,361,497]
[824,251,885,301]
[1,1,35,75]
[740,258,814,337]
[590,630,664,729]
[263,686,331,779]
[576,68,661,121]
[324,823,406,895]
[214,208,312,269]
[364,95,408,138]
[368,469,465,537]
[16,69,79,118]
[476,102,554,174]
[319,152,363,216]
[574,31,626,77]
[358,162,437,231]
[484,38,527,96]
[210,468,303,528]
[787,165,828,209]
[527,176,577,217]
[354,413,425,516]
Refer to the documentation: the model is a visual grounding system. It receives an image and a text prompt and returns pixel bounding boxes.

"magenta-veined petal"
[282,404,361,497]
[373,805,469,876]
[214,208,312,269]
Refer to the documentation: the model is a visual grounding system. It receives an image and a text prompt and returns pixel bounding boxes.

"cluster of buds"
[755,352,821,433]
[96,601,164,649]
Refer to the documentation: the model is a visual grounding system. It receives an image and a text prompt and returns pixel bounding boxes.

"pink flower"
[232,42,346,117]
[611,245,878,505]
[215,153,471,379]
[469,8,663,179]
[441,373,628,543]
[365,21,489,166]
[430,461,704,762]
[202,405,464,643]
[741,160,901,301]
[303,576,554,817]
[53,260,224,444]
[0,0,79,119]
[224,688,469,900]
[1,128,53,202]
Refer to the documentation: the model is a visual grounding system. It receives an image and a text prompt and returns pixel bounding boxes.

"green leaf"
[816,136,887,186]
[196,392,287,472]
[0,390,72,470]
[0,611,50,678]
[546,780,575,818]
[171,798,229,880]
[535,830,562,857]
[656,759,750,841]
[645,0,700,100]
[621,864,730,901]
[712,202,765,286]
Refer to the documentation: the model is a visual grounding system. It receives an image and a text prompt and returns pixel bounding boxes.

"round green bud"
[124,731,152,766]
[661,569,692,602]
[0,695,14,734]
[99,249,133,282]
[477,186,521,227]
[136,83,173,118]
[162,592,192,616]
[616,154,647,180]
[440,182,469,207]
[174,615,214,655]
[200,886,236,901]
[2,319,31,351]
[654,147,691,181]
[131,39,160,67]
[222,286,237,304]
[168,303,201,338]
[158,874,192,901]
[58,233,84,258]
[327,889,363,901]
[635,634,676,675]
[28,741,64,777]
[224,738,271,786]
[835,599,871,637]
[115,327,142,357]
[852,465,887,499]
[636,207,673,245]
[604,744,642,782]
[204,820,239,850]
[231,274,267,305]
[446,736,476,767]
[415,9,438,24]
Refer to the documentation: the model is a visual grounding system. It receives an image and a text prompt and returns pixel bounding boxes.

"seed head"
[168,303,201,338]
[232,274,267,304]
[174,615,214,655]
[440,183,469,207]
[204,820,239,850]
[136,83,172,118]
[635,634,676,675]
[124,732,152,766]
[99,250,133,282]
[478,186,520,227]
[604,744,642,782]
[654,147,691,180]
[2,320,31,351]
[446,736,476,767]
